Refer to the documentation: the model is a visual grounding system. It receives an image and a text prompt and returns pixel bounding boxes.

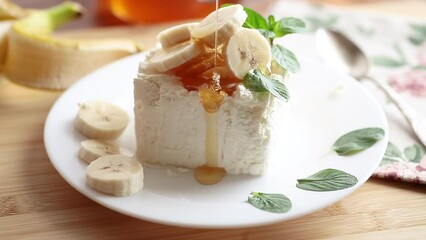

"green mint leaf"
[241,6,268,30]
[257,29,276,40]
[410,23,426,35]
[271,60,287,77]
[372,56,405,68]
[332,128,385,156]
[271,44,300,73]
[268,15,276,30]
[248,192,292,213]
[296,168,358,191]
[273,17,306,37]
[408,35,425,46]
[243,69,289,101]
[404,144,425,163]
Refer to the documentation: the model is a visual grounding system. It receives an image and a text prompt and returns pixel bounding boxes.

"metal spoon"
[316,28,426,146]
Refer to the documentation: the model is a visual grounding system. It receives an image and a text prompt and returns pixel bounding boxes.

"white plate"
[44,52,388,228]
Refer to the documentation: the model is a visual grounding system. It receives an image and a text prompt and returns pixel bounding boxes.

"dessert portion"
[134,4,288,177]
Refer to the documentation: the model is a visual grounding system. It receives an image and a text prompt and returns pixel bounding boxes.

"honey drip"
[195,0,227,185]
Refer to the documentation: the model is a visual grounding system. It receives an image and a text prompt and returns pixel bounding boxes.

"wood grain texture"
[1,1,426,239]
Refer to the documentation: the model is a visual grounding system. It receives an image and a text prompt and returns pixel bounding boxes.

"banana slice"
[79,139,120,164]
[191,4,247,47]
[86,155,144,196]
[74,101,129,140]
[226,28,272,79]
[145,41,201,73]
[158,22,198,49]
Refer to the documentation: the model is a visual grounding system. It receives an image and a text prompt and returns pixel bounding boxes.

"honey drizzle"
[195,0,227,185]
[212,0,221,93]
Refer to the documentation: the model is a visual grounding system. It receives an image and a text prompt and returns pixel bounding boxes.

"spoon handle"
[366,75,426,146]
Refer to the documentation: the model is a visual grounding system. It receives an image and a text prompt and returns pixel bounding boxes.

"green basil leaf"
[271,44,300,73]
[296,168,358,191]
[248,192,292,213]
[243,69,289,101]
[273,17,306,37]
[332,127,385,156]
[241,6,268,30]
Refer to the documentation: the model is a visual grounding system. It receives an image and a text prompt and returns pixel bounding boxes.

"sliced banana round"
[191,4,247,47]
[74,101,129,140]
[86,155,144,197]
[226,28,272,79]
[145,41,201,73]
[158,22,198,49]
[79,139,120,164]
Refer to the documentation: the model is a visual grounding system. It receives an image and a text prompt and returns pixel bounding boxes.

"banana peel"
[0,0,28,20]
[0,0,28,70]
[1,1,143,90]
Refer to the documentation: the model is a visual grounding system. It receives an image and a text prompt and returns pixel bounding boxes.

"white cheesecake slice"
[134,72,283,175]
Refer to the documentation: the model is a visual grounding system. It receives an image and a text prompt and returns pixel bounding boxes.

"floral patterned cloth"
[270,1,426,184]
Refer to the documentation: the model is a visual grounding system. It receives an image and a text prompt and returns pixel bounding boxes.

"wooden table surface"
[1,1,426,239]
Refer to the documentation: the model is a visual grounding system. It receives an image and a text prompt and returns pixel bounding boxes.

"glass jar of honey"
[98,0,241,24]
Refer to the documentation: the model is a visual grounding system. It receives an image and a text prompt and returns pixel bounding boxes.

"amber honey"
[171,40,240,95]
[100,0,240,24]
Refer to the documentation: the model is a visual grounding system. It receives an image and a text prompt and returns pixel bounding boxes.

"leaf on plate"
[296,168,358,191]
[248,192,292,213]
[332,127,385,156]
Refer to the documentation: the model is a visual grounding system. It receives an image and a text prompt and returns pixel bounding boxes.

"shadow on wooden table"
[369,178,426,194]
